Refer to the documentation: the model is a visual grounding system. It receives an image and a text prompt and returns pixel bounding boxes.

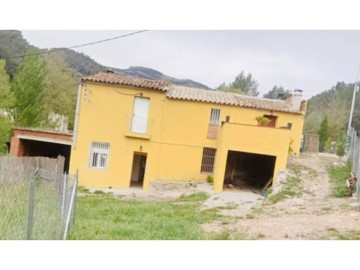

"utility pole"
[347,68,360,136]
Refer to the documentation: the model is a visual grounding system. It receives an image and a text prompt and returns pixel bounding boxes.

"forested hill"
[304,82,360,137]
[0,30,211,89]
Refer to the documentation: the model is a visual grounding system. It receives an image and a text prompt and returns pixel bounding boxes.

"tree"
[0,59,14,153]
[336,131,346,160]
[0,59,14,108]
[43,52,79,129]
[319,116,329,152]
[217,71,259,96]
[216,83,245,94]
[0,30,33,77]
[263,85,292,100]
[231,71,259,96]
[11,50,47,127]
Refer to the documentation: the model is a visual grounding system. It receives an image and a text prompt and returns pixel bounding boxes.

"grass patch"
[288,164,318,179]
[0,179,64,240]
[78,186,91,194]
[178,192,208,202]
[93,190,105,195]
[209,231,230,240]
[326,228,360,240]
[266,176,303,204]
[216,203,237,210]
[328,162,352,198]
[69,193,223,240]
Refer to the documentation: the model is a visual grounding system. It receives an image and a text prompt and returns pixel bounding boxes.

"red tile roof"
[167,85,302,114]
[82,72,303,114]
[82,72,171,91]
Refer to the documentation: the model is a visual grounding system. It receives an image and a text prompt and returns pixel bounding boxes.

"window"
[201,148,216,173]
[89,142,110,169]
[207,108,220,139]
[131,97,150,134]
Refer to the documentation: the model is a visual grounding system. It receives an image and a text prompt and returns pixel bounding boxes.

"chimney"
[287,89,303,111]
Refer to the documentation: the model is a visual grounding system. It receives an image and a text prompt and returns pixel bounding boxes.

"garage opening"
[223,150,276,192]
[19,139,71,172]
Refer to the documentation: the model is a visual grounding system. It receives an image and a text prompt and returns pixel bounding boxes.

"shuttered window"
[207,108,220,139]
[89,142,110,169]
[200,148,216,173]
[131,97,150,134]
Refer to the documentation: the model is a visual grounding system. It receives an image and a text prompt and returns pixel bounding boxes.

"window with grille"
[201,148,216,173]
[207,108,220,139]
[89,142,110,169]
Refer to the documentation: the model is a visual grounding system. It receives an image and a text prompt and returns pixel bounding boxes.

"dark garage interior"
[223,150,276,192]
[19,139,71,172]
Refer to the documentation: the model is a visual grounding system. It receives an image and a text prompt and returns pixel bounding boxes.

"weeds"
[266,176,303,204]
[328,162,352,198]
[326,228,360,240]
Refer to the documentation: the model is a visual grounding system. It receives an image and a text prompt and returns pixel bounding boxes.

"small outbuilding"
[10,127,73,172]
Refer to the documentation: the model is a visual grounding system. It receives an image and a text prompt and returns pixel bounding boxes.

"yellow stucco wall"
[213,123,291,192]
[70,82,305,190]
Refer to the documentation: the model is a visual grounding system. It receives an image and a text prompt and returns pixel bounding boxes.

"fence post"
[63,176,78,240]
[60,173,68,233]
[27,169,37,240]
[71,171,78,227]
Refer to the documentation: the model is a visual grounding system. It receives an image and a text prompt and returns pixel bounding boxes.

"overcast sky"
[22,30,360,99]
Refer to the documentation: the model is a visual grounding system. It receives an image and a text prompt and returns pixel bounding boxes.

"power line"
[4,30,149,60]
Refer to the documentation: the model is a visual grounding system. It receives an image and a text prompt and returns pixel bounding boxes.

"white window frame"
[131,97,150,134]
[89,142,110,169]
[209,108,220,126]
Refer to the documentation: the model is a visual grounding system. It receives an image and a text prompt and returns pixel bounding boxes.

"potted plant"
[256,116,270,126]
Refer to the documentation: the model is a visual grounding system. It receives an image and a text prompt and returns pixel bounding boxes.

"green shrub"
[206,175,214,184]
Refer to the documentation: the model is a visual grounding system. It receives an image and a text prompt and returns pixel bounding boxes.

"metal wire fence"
[0,156,78,240]
[348,127,360,202]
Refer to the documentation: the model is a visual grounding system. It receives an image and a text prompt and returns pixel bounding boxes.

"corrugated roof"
[82,72,171,91]
[167,85,302,114]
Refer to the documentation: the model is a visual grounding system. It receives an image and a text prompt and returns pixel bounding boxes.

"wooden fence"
[0,155,65,183]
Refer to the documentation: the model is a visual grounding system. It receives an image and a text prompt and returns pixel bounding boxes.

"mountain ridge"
[0,30,211,90]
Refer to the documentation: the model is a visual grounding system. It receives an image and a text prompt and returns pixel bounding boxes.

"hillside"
[304,82,360,137]
[0,30,211,89]
[61,50,211,89]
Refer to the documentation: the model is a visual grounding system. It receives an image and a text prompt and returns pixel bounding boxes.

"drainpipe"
[72,83,82,150]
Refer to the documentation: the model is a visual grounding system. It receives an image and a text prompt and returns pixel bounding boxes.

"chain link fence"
[0,156,78,240]
[348,127,360,202]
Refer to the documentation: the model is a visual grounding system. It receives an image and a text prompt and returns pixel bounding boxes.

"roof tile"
[82,72,171,91]
[82,72,302,114]
[167,85,301,114]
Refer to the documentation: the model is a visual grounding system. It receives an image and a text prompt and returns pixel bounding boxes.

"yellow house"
[69,72,306,192]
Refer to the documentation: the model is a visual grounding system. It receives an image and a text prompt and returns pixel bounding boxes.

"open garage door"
[223,150,276,192]
[19,139,71,172]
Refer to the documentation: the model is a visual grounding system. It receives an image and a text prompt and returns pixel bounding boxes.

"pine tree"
[11,50,47,127]
[336,131,346,159]
[319,116,329,152]
[217,71,259,96]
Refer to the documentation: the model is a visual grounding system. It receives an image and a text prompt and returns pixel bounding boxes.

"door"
[264,115,277,127]
[130,153,147,187]
[131,97,150,134]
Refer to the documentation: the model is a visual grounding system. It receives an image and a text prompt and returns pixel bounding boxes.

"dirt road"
[202,153,360,240]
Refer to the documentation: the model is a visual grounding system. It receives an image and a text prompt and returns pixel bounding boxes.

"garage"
[10,127,73,173]
[223,150,276,192]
